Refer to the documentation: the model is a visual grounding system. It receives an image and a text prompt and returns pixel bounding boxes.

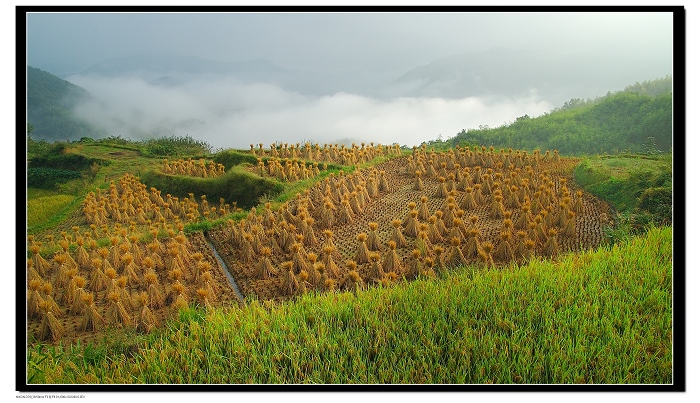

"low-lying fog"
[28,11,673,150]
[67,74,553,149]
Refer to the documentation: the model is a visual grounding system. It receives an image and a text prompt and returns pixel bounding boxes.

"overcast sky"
[24,9,675,148]
[26,11,672,76]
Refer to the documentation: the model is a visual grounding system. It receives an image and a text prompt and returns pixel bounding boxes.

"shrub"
[141,135,212,156]
[637,187,672,223]
[140,167,284,210]
[27,168,81,189]
[213,150,260,169]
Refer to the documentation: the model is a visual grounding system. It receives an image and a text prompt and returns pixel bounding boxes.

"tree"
[642,136,660,155]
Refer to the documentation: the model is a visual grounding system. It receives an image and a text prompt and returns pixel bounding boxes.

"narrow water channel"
[203,232,246,303]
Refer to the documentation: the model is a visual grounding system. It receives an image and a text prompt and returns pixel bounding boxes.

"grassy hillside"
[450,77,672,155]
[27,66,104,141]
[27,225,672,384]
[573,153,672,237]
[23,118,674,385]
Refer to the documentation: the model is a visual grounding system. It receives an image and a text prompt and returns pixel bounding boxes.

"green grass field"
[573,154,672,213]
[24,137,675,385]
[26,225,672,384]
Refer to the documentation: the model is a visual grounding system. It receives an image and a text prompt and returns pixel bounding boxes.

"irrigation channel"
[203,232,246,303]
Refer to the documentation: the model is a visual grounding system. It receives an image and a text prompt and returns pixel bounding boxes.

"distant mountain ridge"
[383,47,671,104]
[74,54,289,83]
[389,47,541,97]
[27,66,103,141]
[61,48,671,104]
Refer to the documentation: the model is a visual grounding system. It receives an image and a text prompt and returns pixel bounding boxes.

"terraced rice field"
[26,144,611,344]
[208,147,611,302]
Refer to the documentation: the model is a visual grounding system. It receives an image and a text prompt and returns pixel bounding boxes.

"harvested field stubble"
[26,144,609,344]
[26,227,243,344]
[209,145,611,301]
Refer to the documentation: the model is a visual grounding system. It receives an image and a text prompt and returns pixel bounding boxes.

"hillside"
[449,79,673,155]
[27,66,104,141]
[23,135,674,385]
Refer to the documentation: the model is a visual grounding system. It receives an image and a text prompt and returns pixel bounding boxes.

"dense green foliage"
[450,80,672,155]
[213,149,261,169]
[27,66,103,141]
[573,154,672,237]
[27,226,672,384]
[26,137,55,160]
[27,142,104,189]
[27,167,82,189]
[622,76,673,97]
[212,149,345,172]
[28,146,103,172]
[140,167,284,211]
[141,135,213,157]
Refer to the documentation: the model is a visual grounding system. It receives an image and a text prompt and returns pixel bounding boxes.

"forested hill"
[450,77,673,155]
[27,66,103,141]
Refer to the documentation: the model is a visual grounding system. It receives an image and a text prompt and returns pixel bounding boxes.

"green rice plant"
[27,226,672,384]
[141,135,212,156]
[27,194,76,228]
[141,166,284,211]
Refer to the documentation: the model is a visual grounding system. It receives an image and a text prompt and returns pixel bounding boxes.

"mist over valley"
[26,12,673,150]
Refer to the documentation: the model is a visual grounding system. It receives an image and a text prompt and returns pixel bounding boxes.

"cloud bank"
[68,74,554,150]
